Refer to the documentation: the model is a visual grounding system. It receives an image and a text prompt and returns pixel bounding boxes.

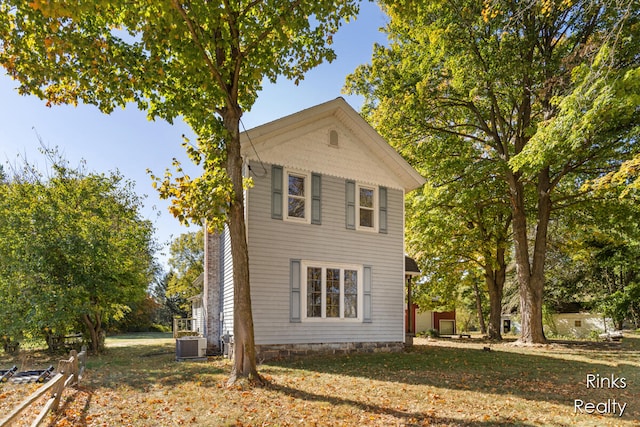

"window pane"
[327,295,340,318]
[288,197,305,218]
[359,187,373,208]
[344,270,358,318]
[359,208,373,228]
[307,267,322,318]
[344,270,357,294]
[288,175,305,197]
[344,295,357,318]
[326,268,340,318]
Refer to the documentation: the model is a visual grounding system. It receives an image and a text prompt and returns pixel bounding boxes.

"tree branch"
[222,0,241,108]
[171,0,231,111]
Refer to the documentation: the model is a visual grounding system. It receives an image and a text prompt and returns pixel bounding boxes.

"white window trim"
[284,168,311,224]
[356,183,378,232]
[301,261,363,322]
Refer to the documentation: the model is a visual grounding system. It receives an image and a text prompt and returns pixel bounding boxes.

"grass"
[1,333,639,426]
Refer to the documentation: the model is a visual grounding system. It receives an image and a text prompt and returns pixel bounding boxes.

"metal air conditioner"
[176,336,207,360]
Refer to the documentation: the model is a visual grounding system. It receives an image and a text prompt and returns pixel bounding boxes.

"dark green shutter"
[379,187,388,234]
[271,165,283,219]
[345,180,355,229]
[363,266,372,323]
[311,173,321,225]
[290,260,301,322]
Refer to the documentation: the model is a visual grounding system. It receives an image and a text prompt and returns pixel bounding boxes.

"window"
[285,170,309,222]
[357,184,377,230]
[574,320,582,327]
[346,182,386,233]
[273,167,321,224]
[303,262,362,320]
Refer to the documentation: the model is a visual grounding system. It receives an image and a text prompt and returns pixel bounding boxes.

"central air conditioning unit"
[176,336,207,360]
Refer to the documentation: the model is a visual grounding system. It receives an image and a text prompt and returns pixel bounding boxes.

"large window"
[286,170,309,222]
[303,262,362,320]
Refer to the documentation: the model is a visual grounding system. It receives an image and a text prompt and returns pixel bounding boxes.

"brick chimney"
[203,228,221,353]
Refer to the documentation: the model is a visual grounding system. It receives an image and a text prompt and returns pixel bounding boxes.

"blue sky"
[0,3,389,267]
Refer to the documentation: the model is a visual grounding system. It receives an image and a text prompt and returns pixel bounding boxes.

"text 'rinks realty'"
[574,374,628,417]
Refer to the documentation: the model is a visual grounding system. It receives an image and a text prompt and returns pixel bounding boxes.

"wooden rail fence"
[0,346,87,427]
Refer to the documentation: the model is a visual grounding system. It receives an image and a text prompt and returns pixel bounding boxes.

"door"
[439,319,455,335]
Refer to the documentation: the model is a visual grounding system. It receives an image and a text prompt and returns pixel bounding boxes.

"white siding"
[247,162,405,345]
[221,227,234,338]
[551,313,614,338]
[244,118,405,190]
[191,301,204,335]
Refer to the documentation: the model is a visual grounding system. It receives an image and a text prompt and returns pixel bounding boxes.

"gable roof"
[240,97,425,191]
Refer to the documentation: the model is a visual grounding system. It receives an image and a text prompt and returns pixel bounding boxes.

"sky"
[0,3,389,268]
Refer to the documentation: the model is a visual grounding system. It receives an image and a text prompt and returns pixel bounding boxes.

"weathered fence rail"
[0,347,87,427]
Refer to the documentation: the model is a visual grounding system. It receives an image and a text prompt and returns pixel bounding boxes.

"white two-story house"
[199,97,424,360]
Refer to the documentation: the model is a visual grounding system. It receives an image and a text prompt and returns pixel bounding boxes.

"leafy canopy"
[0,0,359,229]
[166,229,204,305]
[345,0,638,342]
[0,150,156,343]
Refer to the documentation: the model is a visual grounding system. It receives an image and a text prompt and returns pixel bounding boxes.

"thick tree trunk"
[485,248,506,340]
[518,274,546,343]
[485,275,501,340]
[222,107,262,385]
[509,169,551,344]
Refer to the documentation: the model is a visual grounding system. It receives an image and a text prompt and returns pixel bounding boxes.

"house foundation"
[255,341,403,362]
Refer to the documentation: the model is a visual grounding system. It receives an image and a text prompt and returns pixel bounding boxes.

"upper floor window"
[346,181,386,233]
[272,165,321,224]
[358,185,375,229]
[357,184,377,231]
[286,170,309,222]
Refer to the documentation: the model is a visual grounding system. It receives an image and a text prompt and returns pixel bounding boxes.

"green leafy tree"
[546,193,640,329]
[166,229,204,309]
[151,271,189,326]
[111,295,164,333]
[403,137,512,339]
[0,152,156,353]
[0,0,358,381]
[346,0,639,343]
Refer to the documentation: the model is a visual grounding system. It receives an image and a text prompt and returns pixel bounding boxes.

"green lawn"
[1,333,639,426]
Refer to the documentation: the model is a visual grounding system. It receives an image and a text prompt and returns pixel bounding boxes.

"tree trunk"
[509,169,551,344]
[485,275,500,340]
[81,313,103,354]
[472,279,487,335]
[485,247,506,340]
[222,106,262,385]
[518,273,546,343]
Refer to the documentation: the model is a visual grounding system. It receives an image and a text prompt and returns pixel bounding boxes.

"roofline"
[240,97,425,191]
